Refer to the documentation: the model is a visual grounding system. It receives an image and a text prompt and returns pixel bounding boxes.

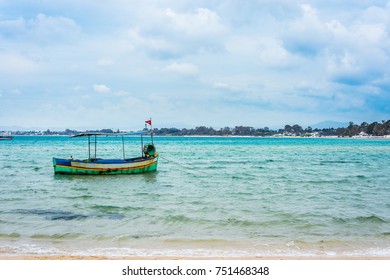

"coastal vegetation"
[5,119,390,137]
[153,120,390,137]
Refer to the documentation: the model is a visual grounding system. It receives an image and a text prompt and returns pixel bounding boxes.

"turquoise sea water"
[1,136,390,258]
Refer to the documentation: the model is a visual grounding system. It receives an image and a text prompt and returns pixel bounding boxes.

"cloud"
[273,1,390,106]
[30,13,80,42]
[0,51,40,75]
[225,36,292,68]
[283,4,331,57]
[122,7,227,59]
[1,0,390,129]
[165,8,225,37]
[163,62,198,76]
[125,27,179,59]
[93,84,111,93]
[0,13,80,44]
[325,21,390,88]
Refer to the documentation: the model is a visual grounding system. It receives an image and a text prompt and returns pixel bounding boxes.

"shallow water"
[1,136,390,257]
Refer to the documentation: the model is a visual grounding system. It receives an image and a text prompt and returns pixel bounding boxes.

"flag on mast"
[145,119,152,126]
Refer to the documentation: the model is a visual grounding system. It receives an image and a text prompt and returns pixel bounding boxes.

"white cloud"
[163,62,198,76]
[213,82,230,90]
[257,38,291,67]
[30,13,80,40]
[0,13,80,44]
[93,84,111,93]
[121,7,227,59]
[0,52,40,75]
[125,27,178,58]
[324,20,390,86]
[165,8,225,37]
[226,36,292,68]
[283,4,331,56]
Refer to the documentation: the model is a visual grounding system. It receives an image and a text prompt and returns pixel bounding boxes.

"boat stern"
[53,157,72,174]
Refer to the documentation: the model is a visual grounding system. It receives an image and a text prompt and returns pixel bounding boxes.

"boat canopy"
[69,129,155,161]
[70,130,151,138]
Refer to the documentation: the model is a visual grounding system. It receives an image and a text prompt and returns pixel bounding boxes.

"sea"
[0,136,389,258]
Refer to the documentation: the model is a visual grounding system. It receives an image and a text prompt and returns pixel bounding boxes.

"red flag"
[145,119,152,126]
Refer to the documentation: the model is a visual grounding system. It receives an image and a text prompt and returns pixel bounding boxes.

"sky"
[1,0,390,130]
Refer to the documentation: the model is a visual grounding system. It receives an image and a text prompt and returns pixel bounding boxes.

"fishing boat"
[53,122,158,175]
[0,132,13,140]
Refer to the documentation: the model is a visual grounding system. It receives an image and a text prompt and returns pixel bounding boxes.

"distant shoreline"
[3,119,389,138]
[6,134,390,139]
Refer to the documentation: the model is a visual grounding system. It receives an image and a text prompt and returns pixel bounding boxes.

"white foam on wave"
[2,242,390,258]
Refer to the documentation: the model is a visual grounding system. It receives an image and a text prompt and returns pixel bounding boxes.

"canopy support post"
[122,135,125,160]
[88,136,91,162]
[94,135,97,161]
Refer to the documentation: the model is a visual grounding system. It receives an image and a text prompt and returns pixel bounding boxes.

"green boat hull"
[53,156,158,175]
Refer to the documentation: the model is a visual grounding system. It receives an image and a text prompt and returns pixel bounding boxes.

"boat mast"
[150,117,154,145]
[141,134,144,157]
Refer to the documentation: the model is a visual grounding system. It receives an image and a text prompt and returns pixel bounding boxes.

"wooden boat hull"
[53,156,158,175]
